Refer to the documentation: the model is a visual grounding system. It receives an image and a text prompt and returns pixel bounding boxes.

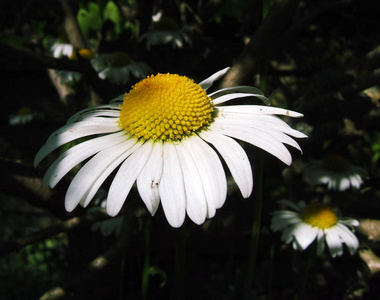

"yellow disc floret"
[322,154,350,172]
[301,202,338,229]
[119,73,214,141]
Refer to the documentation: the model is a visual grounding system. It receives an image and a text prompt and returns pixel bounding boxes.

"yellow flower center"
[119,73,214,141]
[111,51,132,67]
[322,154,349,172]
[301,203,338,229]
[18,107,32,116]
[69,48,94,60]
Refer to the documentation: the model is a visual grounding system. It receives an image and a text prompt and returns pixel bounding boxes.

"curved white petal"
[291,223,319,250]
[67,106,120,124]
[159,143,186,227]
[208,86,268,105]
[200,130,253,198]
[214,115,304,151]
[199,67,230,91]
[210,122,293,165]
[325,228,343,257]
[212,92,269,106]
[183,135,227,216]
[336,223,359,255]
[35,118,121,166]
[107,141,153,216]
[137,141,163,215]
[216,110,307,139]
[175,143,208,225]
[44,131,127,188]
[65,137,137,212]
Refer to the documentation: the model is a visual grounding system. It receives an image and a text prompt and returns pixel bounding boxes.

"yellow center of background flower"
[322,154,349,172]
[119,73,214,141]
[69,48,94,60]
[301,203,338,229]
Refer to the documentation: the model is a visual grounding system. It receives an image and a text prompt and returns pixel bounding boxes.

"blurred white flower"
[91,51,152,85]
[271,200,359,257]
[9,107,41,126]
[304,154,368,191]
[139,16,191,50]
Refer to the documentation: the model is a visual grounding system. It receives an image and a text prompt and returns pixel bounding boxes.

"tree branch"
[0,209,110,257]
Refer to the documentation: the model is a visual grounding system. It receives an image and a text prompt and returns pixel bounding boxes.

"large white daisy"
[271,200,359,257]
[35,68,306,227]
[304,154,368,191]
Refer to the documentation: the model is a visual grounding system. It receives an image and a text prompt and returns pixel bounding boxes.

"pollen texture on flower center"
[322,154,349,172]
[301,203,338,229]
[119,73,214,141]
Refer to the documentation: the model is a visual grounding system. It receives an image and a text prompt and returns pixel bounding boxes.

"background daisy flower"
[91,51,152,85]
[304,154,368,191]
[271,200,360,257]
[35,67,306,227]
[139,16,191,50]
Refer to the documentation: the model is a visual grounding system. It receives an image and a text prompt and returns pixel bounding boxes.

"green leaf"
[103,0,122,36]
[77,2,103,38]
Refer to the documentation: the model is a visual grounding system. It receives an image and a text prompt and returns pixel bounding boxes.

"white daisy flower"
[91,51,152,85]
[35,67,306,227]
[9,107,35,126]
[55,49,95,85]
[51,42,73,58]
[271,200,360,257]
[304,154,368,191]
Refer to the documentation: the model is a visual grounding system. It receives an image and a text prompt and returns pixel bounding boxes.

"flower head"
[304,154,368,191]
[271,200,359,257]
[139,16,191,50]
[8,107,34,126]
[91,51,152,85]
[35,68,306,227]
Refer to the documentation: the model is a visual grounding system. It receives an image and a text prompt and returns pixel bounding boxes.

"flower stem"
[141,217,151,300]
[294,246,315,300]
[243,149,264,300]
[171,224,186,300]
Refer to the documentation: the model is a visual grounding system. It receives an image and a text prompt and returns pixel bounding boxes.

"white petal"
[325,228,343,257]
[35,118,121,166]
[175,143,207,225]
[208,86,268,104]
[212,92,268,105]
[210,122,293,165]
[44,131,126,188]
[291,223,319,250]
[200,130,253,198]
[216,110,307,139]
[107,141,153,216]
[214,114,304,151]
[64,137,137,212]
[183,135,227,216]
[67,106,120,124]
[159,143,186,227]
[316,230,326,256]
[198,67,230,91]
[136,141,163,215]
[217,105,304,118]
[336,223,359,255]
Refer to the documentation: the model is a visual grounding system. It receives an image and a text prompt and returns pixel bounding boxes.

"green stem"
[141,217,151,300]
[243,149,264,300]
[171,224,186,300]
[294,247,315,300]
